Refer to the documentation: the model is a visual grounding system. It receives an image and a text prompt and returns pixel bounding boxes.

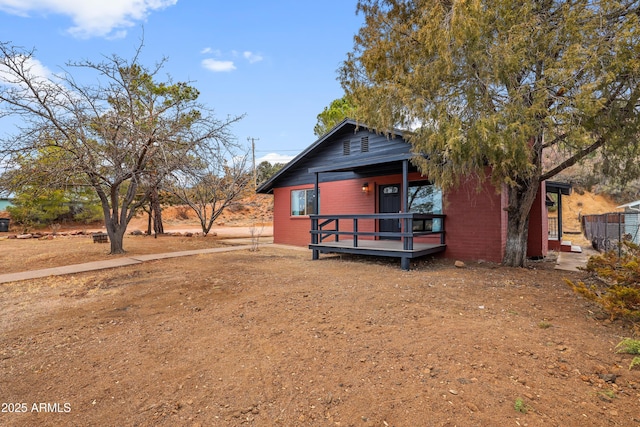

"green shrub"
[565,241,640,323]
[7,186,103,227]
[616,338,640,354]
[615,339,640,370]
[7,188,70,227]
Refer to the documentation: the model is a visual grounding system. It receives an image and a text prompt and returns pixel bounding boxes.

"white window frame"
[290,189,319,216]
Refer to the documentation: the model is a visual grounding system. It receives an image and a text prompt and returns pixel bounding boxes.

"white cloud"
[257,153,294,165]
[22,57,52,80]
[201,58,236,72]
[201,47,222,57]
[0,55,52,86]
[199,49,263,72]
[0,55,75,109]
[243,51,263,64]
[0,0,177,39]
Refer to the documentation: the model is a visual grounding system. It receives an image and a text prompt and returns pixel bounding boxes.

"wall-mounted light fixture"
[362,182,369,194]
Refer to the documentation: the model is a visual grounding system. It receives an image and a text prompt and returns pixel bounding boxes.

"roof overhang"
[545,181,571,196]
[308,153,414,174]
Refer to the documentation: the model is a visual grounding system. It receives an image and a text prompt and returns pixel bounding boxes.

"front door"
[379,184,401,239]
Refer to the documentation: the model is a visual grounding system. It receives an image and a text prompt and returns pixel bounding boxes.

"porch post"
[312,172,320,260]
[557,188,563,242]
[314,172,320,214]
[402,159,408,213]
[402,159,409,251]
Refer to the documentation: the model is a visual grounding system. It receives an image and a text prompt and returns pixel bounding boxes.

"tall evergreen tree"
[340,0,640,266]
[314,96,357,137]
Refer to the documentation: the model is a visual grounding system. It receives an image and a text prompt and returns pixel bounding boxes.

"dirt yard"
[1,193,639,426]
[0,233,639,426]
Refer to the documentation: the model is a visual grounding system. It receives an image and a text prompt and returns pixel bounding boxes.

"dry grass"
[0,234,230,274]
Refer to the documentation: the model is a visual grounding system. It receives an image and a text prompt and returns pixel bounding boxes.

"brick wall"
[440,178,507,263]
[273,179,379,246]
[527,182,549,258]
[273,174,545,263]
[273,185,313,247]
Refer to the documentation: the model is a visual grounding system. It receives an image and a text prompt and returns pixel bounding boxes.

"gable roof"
[256,118,410,194]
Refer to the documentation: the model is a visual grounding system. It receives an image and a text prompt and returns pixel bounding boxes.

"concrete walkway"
[555,247,597,271]
[0,244,266,284]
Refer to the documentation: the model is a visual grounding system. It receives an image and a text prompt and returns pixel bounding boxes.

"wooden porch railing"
[310,213,446,251]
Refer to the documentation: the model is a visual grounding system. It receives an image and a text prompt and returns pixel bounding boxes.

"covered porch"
[308,156,446,270]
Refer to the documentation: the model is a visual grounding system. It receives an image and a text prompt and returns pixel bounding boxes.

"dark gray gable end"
[256,119,413,194]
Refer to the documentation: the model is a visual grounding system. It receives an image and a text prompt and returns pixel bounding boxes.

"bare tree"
[0,42,243,253]
[168,141,252,236]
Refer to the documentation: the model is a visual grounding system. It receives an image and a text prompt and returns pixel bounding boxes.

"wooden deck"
[309,239,446,258]
[310,213,447,270]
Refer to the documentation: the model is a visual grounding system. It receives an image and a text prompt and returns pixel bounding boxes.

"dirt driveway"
[0,238,639,426]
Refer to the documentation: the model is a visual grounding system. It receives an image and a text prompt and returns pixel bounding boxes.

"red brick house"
[257,119,549,269]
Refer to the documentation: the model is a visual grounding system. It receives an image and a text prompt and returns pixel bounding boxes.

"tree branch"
[540,135,605,182]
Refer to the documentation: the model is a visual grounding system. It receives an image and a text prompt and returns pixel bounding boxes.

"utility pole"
[247,136,259,188]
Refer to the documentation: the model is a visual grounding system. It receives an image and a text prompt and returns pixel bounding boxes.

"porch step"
[559,240,582,253]
[549,238,583,253]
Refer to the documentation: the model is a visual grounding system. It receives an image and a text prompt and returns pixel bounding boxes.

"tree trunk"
[147,202,152,236]
[108,225,126,254]
[102,214,127,254]
[96,195,127,255]
[153,206,164,235]
[502,179,540,267]
[150,187,164,237]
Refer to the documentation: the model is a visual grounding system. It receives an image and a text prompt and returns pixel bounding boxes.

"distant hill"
[550,189,621,233]
[154,194,273,228]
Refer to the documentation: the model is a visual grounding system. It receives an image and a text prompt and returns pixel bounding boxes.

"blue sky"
[0,0,363,164]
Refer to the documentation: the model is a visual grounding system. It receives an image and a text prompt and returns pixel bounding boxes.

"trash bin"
[0,218,9,232]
